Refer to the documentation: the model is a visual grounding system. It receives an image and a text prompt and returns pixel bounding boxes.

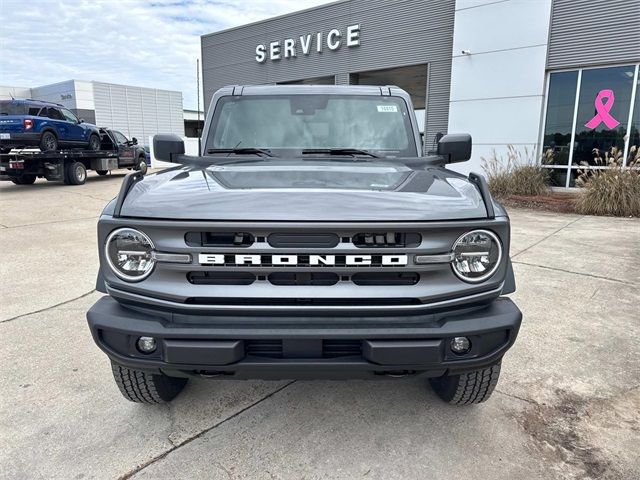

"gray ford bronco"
[87,85,521,405]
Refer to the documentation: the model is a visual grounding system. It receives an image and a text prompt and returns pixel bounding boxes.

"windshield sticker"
[377,105,398,113]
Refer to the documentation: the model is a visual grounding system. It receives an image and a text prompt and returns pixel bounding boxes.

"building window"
[541,64,639,187]
[350,64,428,109]
[542,71,578,169]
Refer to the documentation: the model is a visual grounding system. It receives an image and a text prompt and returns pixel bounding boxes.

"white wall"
[30,80,77,109]
[72,80,95,110]
[447,0,552,175]
[94,82,184,146]
[0,85,32,100]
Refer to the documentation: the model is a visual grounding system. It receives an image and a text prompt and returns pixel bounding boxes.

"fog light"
[137,336,157,354]
[450,336,471,354]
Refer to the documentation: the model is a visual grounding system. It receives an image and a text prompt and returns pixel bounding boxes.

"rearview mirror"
[153,134,184,162]
[437,133,472,163]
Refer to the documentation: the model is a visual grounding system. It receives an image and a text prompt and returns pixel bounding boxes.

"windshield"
[205,95,417,157]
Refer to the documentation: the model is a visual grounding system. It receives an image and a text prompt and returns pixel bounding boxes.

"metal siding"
[548,0,640,70]
[142,88,160,143]
[93,82,184,144]
[201,0,455,146]
[126,87,145,143]
[155,90,173,135]
[93,82,113,128]
[425,59,452,149]
[335,72,349,85]
[169,91,185,136]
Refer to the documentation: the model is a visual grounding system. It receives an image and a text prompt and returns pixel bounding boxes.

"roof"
[223,84,409,97]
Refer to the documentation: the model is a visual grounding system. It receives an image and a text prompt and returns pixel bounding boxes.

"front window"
[205,95,417,157]
[60,108,79,123]
[541,64,639,187]
[113,131,128,144]
[46,107,65,121]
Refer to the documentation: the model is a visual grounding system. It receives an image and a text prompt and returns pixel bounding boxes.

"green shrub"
[481,145,550,198]
[573,146,640,217]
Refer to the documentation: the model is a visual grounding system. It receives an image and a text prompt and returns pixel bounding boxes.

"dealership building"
[201,0,640,187]
[0,80,185,145]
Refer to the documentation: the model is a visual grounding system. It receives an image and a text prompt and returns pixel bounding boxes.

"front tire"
[88,134,101,151]
[39,131,58,151]
[111,363,188,404]
[64,161,87,185]
[429,362,501,405]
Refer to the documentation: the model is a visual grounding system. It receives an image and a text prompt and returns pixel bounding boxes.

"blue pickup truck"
[0,99,101,152]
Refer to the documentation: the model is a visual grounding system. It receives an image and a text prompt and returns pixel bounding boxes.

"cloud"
[0,0,333,109]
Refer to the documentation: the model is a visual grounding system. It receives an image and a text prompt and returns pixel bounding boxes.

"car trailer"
[1,148,122,185]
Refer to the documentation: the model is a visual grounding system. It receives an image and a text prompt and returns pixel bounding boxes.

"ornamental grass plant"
[573,146,640,217]
[481,145,550,198]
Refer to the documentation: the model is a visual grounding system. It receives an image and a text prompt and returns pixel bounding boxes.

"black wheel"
[111,363,188,404]
[10,174,36,185]
[136,156,148,175]
[96,170,109,176]
[429,362,501,405]
[65,161,87,185]
[88,134,101,151]
[39,131,58,151]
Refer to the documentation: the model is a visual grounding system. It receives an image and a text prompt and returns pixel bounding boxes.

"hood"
[120,160,488,221]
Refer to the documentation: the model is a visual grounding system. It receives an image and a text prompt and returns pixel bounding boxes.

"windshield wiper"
[301,148,379,158]
[206,148,274,157]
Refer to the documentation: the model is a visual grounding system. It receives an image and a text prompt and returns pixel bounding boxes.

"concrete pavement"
[1,173,638,479]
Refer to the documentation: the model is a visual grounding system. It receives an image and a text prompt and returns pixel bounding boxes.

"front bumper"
[87,296,522,379]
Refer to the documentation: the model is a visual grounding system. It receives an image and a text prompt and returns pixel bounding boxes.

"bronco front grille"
[180,228,441,292]
[103,220,509,313]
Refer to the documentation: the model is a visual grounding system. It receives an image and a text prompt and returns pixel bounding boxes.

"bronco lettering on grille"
[198,254,408,266]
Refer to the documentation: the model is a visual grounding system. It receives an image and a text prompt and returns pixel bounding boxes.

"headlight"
[451,230,502,283]
[105,228,155,281]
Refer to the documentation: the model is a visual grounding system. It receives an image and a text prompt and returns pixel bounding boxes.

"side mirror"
[437,133,472,163]
[79,119,85,124]
[153,133,184,162]
[132,137,138,145]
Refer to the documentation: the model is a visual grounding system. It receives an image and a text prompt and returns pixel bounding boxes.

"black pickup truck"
[0,128,149,185]
[87,85,522,406]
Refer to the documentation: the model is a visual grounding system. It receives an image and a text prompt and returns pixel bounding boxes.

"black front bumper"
[87,296,522,380]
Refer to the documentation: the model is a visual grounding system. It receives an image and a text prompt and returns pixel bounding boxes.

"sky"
[0,0,334,109]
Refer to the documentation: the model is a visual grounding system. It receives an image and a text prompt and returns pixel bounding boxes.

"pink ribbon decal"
[585,89,620,129]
